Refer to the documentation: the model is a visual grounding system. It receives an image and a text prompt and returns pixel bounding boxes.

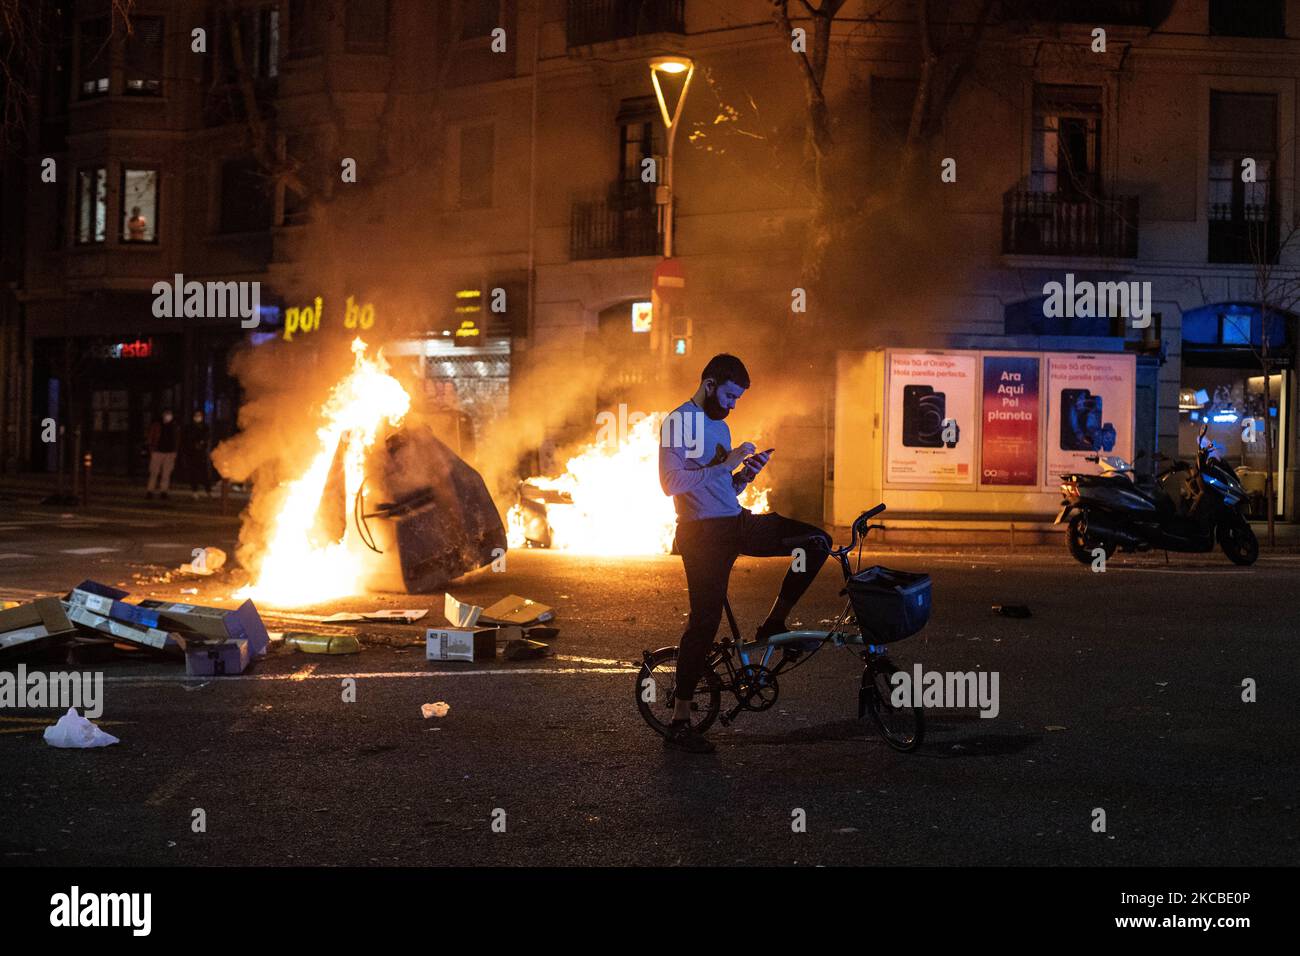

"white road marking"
[0,553,36,560]
[59,547,119,555]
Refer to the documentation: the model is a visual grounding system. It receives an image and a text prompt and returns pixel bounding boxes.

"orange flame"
[237,338,411,606]
[507,413,769,555]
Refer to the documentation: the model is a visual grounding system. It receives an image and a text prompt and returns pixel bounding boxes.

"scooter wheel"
[1218,517,1259,566]
[1067,513,1116,565]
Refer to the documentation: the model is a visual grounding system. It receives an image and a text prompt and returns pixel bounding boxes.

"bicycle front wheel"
[635,646,721,737]
[862,657,924,753]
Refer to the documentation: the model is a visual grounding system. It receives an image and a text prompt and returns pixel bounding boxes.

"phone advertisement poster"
[1044,353,1136,487]
[980,354,1041,486]
[886,350,977,485]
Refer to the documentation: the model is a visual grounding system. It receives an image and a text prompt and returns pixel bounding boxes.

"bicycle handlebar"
[832,503,886,556]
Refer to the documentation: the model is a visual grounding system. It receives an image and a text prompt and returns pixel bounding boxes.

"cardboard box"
[185,638,250,676]
[426,627,497,662]
[63,602,183,654]
[0,598,78,657]
[137,599,270,659]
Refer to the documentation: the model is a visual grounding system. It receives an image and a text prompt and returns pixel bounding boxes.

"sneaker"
[663,720,715,754]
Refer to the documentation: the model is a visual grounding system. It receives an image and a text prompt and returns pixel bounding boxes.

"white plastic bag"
[43,707,120,748]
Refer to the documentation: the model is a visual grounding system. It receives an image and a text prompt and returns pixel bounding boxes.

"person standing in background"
[145,410,179,500]
[179,409,213,498]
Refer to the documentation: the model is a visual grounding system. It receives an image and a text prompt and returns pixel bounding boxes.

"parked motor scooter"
[1055,421,1258,566]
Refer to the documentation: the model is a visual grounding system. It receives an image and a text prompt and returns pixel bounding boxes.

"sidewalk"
[0,471,248,520]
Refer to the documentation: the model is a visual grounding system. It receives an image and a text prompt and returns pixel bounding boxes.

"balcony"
[1002,189,1139,259]
[998,1,1172,28]
[571,191,664,261]
[566,0,685,48]
[1209,205,1278,264]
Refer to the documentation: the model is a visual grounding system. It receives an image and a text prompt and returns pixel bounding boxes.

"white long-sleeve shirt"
[658,400,745,521]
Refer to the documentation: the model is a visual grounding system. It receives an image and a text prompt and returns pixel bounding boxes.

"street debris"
[185,638,251,676]
[992,604,1032,618]
[43,707,120,749]
[0,597,77,657]
[287,609,428,624]
[177,546,227,577]
[444,592,482,627]
[0,582,272,679]
[421,701,451,718]
[503,638,550,661]
[284,632,362,655]
[481,595,554,626]
[426,626,497,662]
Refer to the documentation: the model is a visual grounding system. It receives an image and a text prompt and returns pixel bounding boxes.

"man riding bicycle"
[658,353,832,753]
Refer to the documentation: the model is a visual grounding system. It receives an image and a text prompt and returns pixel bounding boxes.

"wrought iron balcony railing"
[571,191,665,261]
[566,0,685,47]
[1002,189,1139,258]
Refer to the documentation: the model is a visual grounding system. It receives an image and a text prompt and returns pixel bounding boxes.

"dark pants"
[674,510,831,702]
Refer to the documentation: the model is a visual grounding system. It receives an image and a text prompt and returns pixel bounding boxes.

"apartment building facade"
[3,0,1297,523]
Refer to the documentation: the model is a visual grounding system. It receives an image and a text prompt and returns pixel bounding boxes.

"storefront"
[28,292,245,477]
[1179,303,1292,519]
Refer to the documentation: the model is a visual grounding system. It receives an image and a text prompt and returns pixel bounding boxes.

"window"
[76,167,107,244]
[346,0,389,50]
[1208,92,1277,263]
[78,17,110,98]
[121,169,159,243]
[1031,85,1102,195]
[225,6,280,81]
[125,16,163,95]
[1210,0,1284,38]
[458,125,494,209]
[462,0,500,39]
[288,0,322,58]
[616,97,663,198]
[219,158,272,233]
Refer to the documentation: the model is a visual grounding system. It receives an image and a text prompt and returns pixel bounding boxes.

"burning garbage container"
[356,423,507,593]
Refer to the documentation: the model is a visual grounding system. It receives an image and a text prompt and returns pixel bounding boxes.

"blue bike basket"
[845,566,932,643]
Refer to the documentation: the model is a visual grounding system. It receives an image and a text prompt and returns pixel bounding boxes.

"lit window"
[121,169,159,243]
[76,167,107,244]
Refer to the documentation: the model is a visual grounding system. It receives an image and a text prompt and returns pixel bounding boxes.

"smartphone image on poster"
[903,384,948,448]
[1060,388,1100,451]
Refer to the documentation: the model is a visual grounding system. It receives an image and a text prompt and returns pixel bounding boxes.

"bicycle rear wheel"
[861,657,924,752]
[635,646,721,737]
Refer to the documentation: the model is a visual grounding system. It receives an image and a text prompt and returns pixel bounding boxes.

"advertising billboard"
[1044,353,1136,486]
[980,354,1041,486]
[885,350,977,485]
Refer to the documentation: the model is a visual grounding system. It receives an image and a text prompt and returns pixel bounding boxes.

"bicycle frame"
[717,517,891,677]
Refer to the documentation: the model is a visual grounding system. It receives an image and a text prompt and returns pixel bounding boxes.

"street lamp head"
[650,55,693,75]
[649,56,696,130]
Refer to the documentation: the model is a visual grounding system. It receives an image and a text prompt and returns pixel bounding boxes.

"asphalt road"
[1,495,1298,866]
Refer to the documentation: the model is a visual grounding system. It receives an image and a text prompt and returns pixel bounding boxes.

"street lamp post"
[649,55,695,259]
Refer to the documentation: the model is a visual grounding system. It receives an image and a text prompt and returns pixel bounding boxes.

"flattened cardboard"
[478,595,554,627]
[0,598,77,656]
